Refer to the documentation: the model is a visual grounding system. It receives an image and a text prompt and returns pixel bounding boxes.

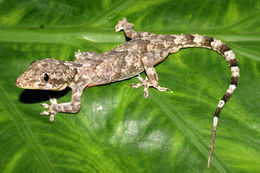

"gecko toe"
[50,98,57,104]
[130,83,143,88]
[41,103,49,109]
[49,114,56,122]
[136,74,144,81]
[144,91,149,98]
[156,86,171,92]
[40,111,49,116]
[143,87,149,98]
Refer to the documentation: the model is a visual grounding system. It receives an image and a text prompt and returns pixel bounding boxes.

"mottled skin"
[16,18,240,168]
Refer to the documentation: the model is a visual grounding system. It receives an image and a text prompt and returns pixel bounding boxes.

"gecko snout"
[15,75,25,88]
[15,73,33,89]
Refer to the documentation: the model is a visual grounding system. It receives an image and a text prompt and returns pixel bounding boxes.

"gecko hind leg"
[131,74,170,98]
[131,48,172,95]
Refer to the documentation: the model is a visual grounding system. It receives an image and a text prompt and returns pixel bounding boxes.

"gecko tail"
[207,116,218,168]
[206,37,240,168]
[170,34,240,168]
[181,35,241,168]
[207,83,239,168]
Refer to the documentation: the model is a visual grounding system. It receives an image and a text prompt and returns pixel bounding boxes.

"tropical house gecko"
[16,18,240,168]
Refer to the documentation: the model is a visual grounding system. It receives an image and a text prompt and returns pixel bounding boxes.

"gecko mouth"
[16,76,67,91]
[15,74,41,89]
[15,78,34,89]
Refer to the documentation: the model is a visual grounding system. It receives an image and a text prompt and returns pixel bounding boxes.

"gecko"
[16,18,240,168]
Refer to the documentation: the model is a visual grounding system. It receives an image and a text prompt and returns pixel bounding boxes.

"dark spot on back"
[186,34,195,40]
[183,34,194,45]
[159,35,175,41]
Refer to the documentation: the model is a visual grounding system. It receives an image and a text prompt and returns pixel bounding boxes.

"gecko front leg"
[131,54,170,98]
[41,88,83,121]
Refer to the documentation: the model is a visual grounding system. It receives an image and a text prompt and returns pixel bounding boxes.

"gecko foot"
[40,98,58,122]
[130,75,171,98]
[115,18,134,32]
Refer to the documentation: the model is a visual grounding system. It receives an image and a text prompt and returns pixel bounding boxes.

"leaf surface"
[0,0,259,172]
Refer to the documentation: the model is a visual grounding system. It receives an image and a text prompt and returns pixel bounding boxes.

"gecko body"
[16,18,240,168]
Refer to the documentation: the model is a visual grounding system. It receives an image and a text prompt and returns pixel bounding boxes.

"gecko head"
[115,18,134,32]
[16,58,76,91]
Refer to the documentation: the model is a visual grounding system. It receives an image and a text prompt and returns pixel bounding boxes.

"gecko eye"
[40,73,50,83]
[44,73,49,82]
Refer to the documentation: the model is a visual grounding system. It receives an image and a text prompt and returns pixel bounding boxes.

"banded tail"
[172,34,240,168]
[205,36,239,168]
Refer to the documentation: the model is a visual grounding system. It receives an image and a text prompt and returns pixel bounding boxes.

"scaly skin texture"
[16,18,240,168]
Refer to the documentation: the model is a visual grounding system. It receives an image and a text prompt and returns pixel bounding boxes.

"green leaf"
[0,0,259,172]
